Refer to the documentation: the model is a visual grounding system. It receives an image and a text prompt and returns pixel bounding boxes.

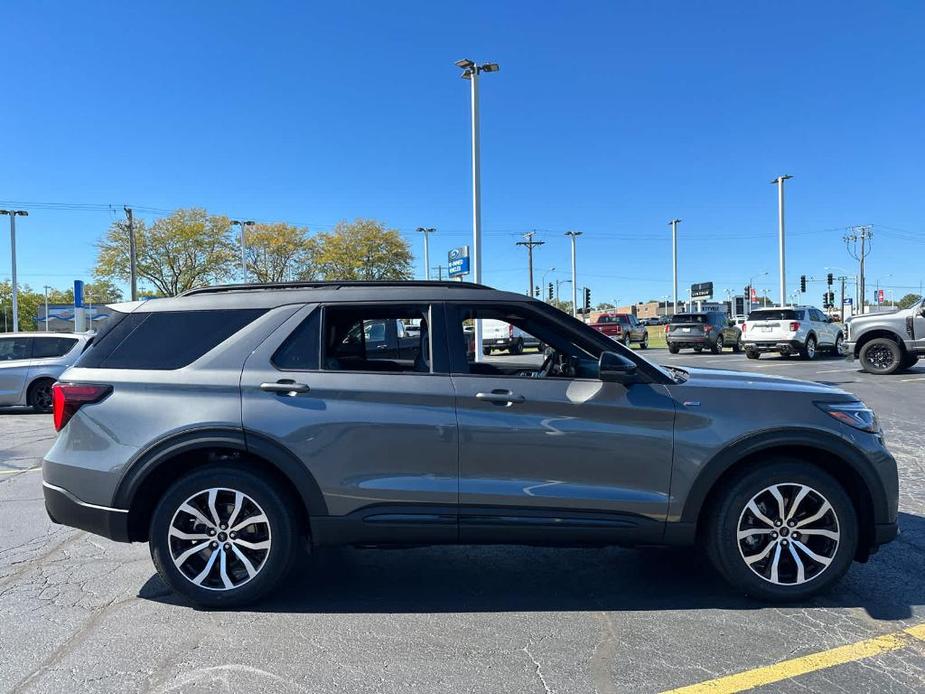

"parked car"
[0,333,90,412]
[591,313,649,348]
[481,318,542,355]
[44,281,897,606]
[844,296,925,374]
[742,306,843,361]
[665,312,741,354]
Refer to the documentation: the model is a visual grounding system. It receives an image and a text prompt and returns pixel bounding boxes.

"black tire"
[859,338,902,375]
[623,333,632,347]
[510,338,524,355]
[639,332,649,350]
[693,345,703,353]
[482,347,491,356]
[705,460,858,602]
[800,335,817,361]
[833,333,844,356]
[745,348,760,360]
[900,353,920,371]
[149,464,300,608]
[710,339,722,355]
[27,378,55,414]
[732,339,742,354]
[668,343,680,354]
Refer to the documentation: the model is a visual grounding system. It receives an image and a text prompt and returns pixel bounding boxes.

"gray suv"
[42,282,898,607]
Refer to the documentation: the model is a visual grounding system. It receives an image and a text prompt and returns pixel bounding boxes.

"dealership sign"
[448,246,470,277]
[691,281,713,300]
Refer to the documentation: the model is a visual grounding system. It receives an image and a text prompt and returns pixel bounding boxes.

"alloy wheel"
[737,483,840,586]
[867,344,894,370]
[32,382,54,411]
[168,487,272,591]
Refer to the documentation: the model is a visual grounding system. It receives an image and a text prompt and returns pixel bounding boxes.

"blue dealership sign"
[448,246,470,278]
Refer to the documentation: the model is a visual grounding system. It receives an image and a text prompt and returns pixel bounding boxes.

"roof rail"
[180,280,491,297]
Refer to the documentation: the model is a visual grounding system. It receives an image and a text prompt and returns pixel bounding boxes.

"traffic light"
[827,273,834,286]
[800,275,806,292]
[822,293,828,308]
[547,283,554,301]
[584,287,591,311]
[829,291,836,306]
[534,285,540,298]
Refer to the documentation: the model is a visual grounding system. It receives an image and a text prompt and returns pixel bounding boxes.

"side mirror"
[598,351,638,384]
[727,319,735,327]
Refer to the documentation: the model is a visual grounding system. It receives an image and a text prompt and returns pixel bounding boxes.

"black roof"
[124,280,529,312]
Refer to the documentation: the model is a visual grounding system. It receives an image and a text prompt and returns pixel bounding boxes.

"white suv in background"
[742,306,843,360]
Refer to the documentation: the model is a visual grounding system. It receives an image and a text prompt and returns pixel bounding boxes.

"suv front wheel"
[705,461,857,602]
[150,465,300,607]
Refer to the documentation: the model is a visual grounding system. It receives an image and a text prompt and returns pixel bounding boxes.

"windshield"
[748,309,798,321]
[671,314,707,324]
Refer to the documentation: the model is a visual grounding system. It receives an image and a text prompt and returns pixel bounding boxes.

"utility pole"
[564,231,583,317]
[416,227,436,280]
[844,225,872,314]
[124,206,138,301]
[669,219,681,315]
[771,175,792,306]
[516,231,545,296]
[0,210,28,331]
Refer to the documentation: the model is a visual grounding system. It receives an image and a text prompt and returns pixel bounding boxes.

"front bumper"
[43,482,130,542]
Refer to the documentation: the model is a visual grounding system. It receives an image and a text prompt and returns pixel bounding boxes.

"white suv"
[742,306,843,360]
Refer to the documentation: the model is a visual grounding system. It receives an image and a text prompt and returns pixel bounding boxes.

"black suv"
[667,312,742,354]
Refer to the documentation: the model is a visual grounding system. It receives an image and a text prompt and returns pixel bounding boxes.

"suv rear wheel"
[150,465,299,607]
[705,461,857,602]
[800,335,817,360]
[859,338,902,375]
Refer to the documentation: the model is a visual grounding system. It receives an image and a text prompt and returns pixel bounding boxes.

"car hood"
[673,366,854,398]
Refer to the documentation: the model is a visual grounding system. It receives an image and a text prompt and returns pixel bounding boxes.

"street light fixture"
[416,227,436,280]
[456,57,499,360]
[0,209,28,331]
[230,220,256,282]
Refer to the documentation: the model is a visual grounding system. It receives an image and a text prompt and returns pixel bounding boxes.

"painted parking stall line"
[662,623,925,694]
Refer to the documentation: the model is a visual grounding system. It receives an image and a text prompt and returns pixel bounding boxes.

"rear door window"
[32,337,78,359]
[321,304,433,373]
[0,337,32,361]
[77,309,266,369]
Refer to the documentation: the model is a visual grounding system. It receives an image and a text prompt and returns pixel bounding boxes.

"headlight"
[816,401,880,433]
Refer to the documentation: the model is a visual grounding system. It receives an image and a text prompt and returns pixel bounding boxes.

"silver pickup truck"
[845,296,925,374]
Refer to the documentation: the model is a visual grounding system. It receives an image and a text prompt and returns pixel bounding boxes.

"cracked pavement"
[1,354,924,693]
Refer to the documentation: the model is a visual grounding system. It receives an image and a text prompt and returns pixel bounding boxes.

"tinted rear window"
[32,337,78,358]
[77,309,265,369]
[273,311,321,370]
[748,309,798,321]
[671,314,707,323]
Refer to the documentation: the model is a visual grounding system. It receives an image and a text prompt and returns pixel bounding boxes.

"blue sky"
[2,1,923,305]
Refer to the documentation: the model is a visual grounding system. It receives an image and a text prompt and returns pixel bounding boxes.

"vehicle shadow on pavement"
[139,512,925,618]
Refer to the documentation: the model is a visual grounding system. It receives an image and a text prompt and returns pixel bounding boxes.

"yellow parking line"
[662,624,925,693]
[0,466,41,475]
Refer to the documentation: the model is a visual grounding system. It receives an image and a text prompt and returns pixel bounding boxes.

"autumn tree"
[244,222,316,283]
[95,208,237,296]
[312,219,413,281]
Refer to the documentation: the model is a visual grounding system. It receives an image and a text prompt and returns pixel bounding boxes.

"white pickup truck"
[481,319,543,355]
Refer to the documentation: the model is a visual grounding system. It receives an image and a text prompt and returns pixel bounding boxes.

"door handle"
[260,380,310,395]
[475,390,526,405]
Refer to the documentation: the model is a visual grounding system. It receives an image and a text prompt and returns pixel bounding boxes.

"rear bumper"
[483,338,516,349]
[743,339,802,353]
[667,335,714,346]
[43,481,130,542]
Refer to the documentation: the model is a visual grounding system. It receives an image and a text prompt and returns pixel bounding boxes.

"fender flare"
[678,428,891,526]
[112,427,328,517]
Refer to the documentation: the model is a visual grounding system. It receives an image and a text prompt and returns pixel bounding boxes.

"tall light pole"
[669,219,681,315]
[456,58,499,360]
[556,278,571,304]
[771,175,792,306]
[541,267,556,300]
[416,227,436,280]
[0,210,28,331]
[564,231,583,317]
[43,285,51,331]
[231,220,255,281]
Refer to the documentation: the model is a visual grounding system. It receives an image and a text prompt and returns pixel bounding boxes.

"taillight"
[52,383,112,432]
[704,324,713,333]
[508,324,514,338]
[665,324,670,334]
[789,321,801,332]
[741,323,747,333]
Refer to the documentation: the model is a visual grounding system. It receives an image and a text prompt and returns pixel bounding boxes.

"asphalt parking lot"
[1,350,924,693]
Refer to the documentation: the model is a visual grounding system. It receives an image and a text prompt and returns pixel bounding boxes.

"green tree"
[244,222,316,283]
[45,279,124,305]
[897,293,923,309]
[548,299,574,316]
[95,208,237,296]
[312,219,413,281]
[0,282,44,331]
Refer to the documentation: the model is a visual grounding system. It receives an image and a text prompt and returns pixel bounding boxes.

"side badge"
[683,401,701,407]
